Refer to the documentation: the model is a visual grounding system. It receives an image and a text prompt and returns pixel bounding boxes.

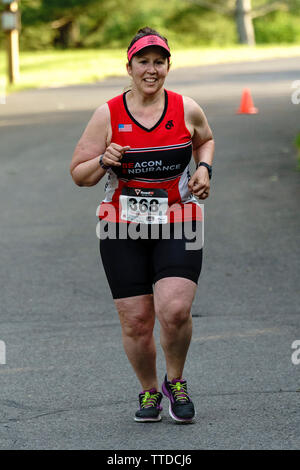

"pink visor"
[127,35,171,62]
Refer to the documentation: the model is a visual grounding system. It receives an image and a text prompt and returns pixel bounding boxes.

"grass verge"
[294,133,300,171]
[0,44,299,94]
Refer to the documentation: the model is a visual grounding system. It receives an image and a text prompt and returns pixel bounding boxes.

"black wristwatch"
[196,162,212,179]
[99,154,110,170]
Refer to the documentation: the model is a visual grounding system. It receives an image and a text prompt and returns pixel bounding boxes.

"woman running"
[70,27,214,423]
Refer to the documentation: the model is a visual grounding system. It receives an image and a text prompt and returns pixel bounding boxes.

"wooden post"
[6,28,20,83]
[1,0,20,84]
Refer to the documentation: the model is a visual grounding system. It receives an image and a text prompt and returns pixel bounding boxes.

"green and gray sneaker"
[162,374,195,423]
[134,388,163,422]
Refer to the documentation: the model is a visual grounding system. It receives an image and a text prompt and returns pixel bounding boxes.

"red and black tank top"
[98,89,203,223]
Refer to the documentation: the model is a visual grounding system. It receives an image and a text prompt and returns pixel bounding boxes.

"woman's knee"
[115,295,155,338]
[154,278,196,330]
[156,297,191,330]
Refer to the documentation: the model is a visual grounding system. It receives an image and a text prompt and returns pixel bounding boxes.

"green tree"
[21,0,98,48]
[185,0,300,45]
[15,0,300,50]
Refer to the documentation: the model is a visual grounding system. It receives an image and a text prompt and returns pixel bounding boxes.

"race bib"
[120,187,168,224]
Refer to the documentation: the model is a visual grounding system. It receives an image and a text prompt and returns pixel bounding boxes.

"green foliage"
[295,133,300,171]
[166,4,237,46]
[100,7,166,47]
[19,24,54,51]
[254,11,300,43]
[2,0,300,50]
[295,132,300,150]
[21,0,100,22]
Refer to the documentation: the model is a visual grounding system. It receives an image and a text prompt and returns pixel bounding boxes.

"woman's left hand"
[188,166,210,199]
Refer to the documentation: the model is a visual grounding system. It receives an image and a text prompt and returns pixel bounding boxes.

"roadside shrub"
[254,11,300,44]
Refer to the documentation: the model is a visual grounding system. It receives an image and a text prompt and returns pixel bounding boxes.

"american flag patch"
[118,124,132,132]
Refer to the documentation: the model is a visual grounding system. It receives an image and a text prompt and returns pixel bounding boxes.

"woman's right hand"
[102,143,131,167]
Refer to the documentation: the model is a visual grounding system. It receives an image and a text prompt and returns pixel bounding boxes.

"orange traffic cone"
[236,88,258,114]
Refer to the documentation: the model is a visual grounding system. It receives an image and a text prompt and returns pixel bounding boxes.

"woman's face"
[127,47,170,95]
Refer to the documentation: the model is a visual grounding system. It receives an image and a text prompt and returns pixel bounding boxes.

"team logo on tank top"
[165,120,174,130]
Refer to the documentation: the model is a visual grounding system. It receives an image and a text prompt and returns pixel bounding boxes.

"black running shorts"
[99,221,203,299]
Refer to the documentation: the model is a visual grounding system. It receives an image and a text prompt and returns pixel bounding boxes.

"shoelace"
[170,381,189,402]
[141,391,161,409]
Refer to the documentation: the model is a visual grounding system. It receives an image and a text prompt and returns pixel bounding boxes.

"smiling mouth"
[144,78,157,83]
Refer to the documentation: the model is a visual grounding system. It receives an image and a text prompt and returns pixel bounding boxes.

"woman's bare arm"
[70,103,111,187]
[183,96,215,199]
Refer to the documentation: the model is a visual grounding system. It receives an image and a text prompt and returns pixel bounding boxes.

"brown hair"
[127,27,170,64]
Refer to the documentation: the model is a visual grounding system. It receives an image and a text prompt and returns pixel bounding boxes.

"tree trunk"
[53,19,80,49]
[235,0,256,45]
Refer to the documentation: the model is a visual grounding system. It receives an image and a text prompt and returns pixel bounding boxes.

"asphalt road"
[0,57,299,450]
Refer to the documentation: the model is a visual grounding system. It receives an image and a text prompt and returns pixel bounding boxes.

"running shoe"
[134,388,163,422]
[162,374,195,423]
